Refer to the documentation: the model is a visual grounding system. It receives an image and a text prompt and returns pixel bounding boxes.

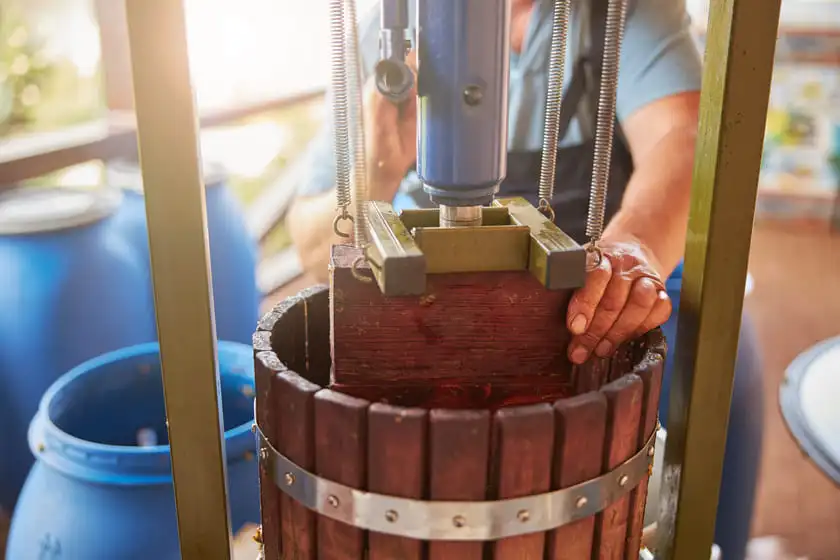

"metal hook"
[538,198,556,222]
[585,242,603,272]
[351,255,373,283]
[333,209,354,238]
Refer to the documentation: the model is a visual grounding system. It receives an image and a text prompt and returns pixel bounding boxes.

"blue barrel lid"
[106,158,228,193]
[0,186,123,236]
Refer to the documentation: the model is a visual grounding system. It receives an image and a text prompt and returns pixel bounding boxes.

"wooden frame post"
[656,0,782,558]
[123,0,233,558]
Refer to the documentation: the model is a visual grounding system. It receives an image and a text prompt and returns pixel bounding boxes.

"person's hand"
[363,52,418,202]
[566,236,673,364]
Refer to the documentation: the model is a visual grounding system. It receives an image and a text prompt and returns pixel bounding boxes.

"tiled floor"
[745,221,840,560]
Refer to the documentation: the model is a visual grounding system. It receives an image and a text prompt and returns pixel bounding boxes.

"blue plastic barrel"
[0,187,156,513]
[6,341,260,560]
[107,161,260,345]
[661,262,764,560]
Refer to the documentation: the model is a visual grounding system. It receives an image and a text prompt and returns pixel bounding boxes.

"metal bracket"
[359,198,586,297]
[256,426,656,541]
[494,197,587,289]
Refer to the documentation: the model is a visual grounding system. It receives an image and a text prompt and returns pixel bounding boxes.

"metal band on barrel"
[256,426,656,541]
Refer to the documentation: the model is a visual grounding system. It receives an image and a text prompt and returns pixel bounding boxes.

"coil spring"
[538,0,571,213]
[344,0,369,248]
[329,0,352,212]
[586,0,628,242]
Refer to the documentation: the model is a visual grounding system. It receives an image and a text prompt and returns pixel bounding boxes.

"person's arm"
[565,0,702,363]
[604,91,699,278]
[604,0,703,278]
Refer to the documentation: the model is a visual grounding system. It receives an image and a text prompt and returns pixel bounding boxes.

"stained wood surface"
[255,279,662,559]
[549,393,609,560]
[331,380,575,410]
[491,404,555,559]
[625,353,665,558]
[275,371,319,559]
[367,404,427,560]
[576,356,612,393]
[254,295,306,560]
[315,390,369,559]
[254,349,281,559]
[330,244,574,389]
[596,375,644,560]
[428,409,491,560]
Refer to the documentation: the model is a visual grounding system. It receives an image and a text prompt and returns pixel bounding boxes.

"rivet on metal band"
[255,426,657,541]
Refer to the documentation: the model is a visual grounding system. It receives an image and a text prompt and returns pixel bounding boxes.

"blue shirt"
[298,0,702,205]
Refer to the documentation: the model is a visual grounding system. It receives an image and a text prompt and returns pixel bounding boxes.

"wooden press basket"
[254,283,665,560]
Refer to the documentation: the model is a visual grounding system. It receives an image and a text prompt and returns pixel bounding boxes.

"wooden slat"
[625,354,665,558]
[428,409,491,560]
[315,390,369,560]
[595,374,644,559]
[367,404,427,560]
[609,344,635,383]
[254,348,282,559]
[548,392,609,560]
[275,369,320,559]
[575,356,611,393]
[330,244,575,391]
[300,284,332,387]
[261,296,306,374]
[255,296,308,559]
[491,403,555,559]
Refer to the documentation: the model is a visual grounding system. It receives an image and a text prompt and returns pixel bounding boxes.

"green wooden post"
[655,0,782,558]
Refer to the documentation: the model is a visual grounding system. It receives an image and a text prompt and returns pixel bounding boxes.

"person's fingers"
[630,290,673,339]
[566,255,612,336]
[568,269,633,364]
[594,277,659,357]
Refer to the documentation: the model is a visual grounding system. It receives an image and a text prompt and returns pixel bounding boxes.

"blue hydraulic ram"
[414,0,511,211]
[351,0,586,295]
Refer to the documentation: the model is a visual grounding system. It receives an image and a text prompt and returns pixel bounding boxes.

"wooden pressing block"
[330,243,578,402]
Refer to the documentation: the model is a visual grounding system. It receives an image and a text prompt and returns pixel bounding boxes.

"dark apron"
[498,0,632,245]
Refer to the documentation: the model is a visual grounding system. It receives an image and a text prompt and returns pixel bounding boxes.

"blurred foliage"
[0,4,55,134]
[0,1,101,136]
[3,0,325,262]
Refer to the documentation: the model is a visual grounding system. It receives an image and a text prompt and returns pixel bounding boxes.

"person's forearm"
[603,124,697,278]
